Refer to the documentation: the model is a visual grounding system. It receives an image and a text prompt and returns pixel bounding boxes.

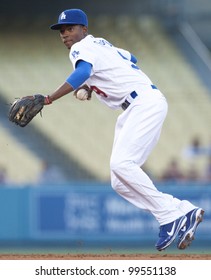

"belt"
[121,85,157,110]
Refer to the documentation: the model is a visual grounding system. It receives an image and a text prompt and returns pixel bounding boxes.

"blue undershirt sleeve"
[117,50,137,64]
[66,60,92,90]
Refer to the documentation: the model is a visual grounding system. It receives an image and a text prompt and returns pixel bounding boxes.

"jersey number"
[90,86,108,98]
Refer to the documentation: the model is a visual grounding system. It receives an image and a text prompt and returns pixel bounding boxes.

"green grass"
[0,246,210,255]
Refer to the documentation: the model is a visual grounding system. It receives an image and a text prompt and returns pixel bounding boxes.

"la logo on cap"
[60,12,66,20]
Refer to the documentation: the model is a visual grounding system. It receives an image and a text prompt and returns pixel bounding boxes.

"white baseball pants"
[110,88,196,225]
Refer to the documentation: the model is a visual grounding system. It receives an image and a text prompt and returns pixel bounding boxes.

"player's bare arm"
[45,82,73,104]
[45,60,92,105]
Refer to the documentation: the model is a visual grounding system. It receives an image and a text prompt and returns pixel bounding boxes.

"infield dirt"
[0,253,211,260]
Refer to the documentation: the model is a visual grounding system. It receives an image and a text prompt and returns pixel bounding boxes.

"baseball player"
[15,9,205,250]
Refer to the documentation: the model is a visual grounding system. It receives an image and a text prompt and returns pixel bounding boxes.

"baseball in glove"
[9,94,46,127]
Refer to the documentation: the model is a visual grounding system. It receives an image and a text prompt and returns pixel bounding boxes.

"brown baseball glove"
[8,94,45,127]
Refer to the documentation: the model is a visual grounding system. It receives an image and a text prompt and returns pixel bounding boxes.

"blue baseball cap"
[50,9,88,30]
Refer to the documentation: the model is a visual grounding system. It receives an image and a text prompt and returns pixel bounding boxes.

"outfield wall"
[0,183,210,248]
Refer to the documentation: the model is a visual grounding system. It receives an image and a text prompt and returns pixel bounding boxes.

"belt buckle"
[121,91,137,110]
[121,100,130,110]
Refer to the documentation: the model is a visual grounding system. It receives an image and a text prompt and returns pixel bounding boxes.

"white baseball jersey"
[69,34,153,109]
[69,34,197,227]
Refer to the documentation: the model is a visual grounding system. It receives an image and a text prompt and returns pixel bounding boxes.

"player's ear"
[82,25,88,35]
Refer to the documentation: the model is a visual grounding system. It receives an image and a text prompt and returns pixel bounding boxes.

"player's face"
[59,25,88,49]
